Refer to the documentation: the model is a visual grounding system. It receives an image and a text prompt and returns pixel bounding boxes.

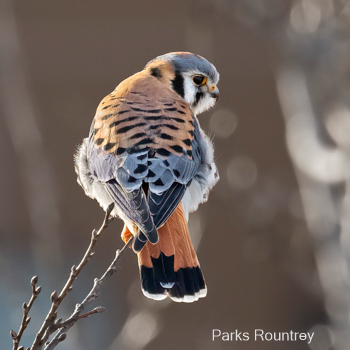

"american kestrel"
[75,52,219,302]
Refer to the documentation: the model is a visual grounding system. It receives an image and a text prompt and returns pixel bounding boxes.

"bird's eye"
[192,75,207,86]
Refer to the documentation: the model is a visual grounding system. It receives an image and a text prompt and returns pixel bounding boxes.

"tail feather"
[136,202,207,302]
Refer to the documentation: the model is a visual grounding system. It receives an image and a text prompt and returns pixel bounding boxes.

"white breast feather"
[181,127,219,221]
[75,138,123,218]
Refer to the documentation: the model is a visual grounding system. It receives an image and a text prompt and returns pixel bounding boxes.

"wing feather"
[104,180,158,244]
[149,182,188,227]
[87,71,202,246]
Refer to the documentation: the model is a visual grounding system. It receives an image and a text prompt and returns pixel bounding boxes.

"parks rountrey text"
[212,329,314,344]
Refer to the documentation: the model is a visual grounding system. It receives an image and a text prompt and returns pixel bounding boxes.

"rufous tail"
[122,202,207,302]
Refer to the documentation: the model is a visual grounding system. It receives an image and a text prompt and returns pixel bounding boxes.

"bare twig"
[77,306,106,320]
[30,203,116,350]
[11,276,41,350]
[44,236,134,350]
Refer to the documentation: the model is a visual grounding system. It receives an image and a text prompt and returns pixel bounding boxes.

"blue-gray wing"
[87,78,201,250]
[87,126,201,250]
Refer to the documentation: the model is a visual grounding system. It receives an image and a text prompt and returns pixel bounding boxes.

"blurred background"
[1,0,350,349]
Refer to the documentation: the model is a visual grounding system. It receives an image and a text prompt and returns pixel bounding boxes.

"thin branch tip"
[95,306,106,313]
[15,203,132,349]
[77,306,106,320]
[31,276,38,286]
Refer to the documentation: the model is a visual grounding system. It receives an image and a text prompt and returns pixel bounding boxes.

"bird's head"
[145,52,219,115]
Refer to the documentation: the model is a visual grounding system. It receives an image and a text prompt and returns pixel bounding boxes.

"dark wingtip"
[133,236,147,252]
[133,229,158,252]
[148,228,159,244]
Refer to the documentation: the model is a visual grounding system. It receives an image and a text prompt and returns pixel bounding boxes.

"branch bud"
[58,333,67,342]
[35,286,42,295]
[18,347,24,350]
[31,276,38,286]
[10,329,17,339]
[54,318,62,325]
[22,302,27,310]
[50,290,59,303]
[107,202,115,213]
[95,306,106,313]
[26,317,31,325]
[75,303,83,312]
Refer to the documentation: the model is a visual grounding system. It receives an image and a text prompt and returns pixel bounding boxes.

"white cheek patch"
[181,75,217,115]
[183,76,196,105]
[193,95,216,115]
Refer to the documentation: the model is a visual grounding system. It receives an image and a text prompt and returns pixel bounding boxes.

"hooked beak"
[209,86,219,101]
